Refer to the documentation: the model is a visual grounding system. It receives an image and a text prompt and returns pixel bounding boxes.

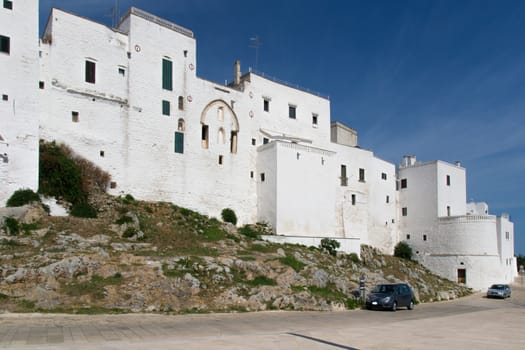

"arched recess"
[200,99,240,153]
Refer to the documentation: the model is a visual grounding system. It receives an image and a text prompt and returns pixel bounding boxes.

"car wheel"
[391,302,397,312]
[407,300,414,310]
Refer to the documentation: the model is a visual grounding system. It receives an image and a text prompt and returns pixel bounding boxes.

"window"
[118,67,126,76]
[402,207,408,216]
[386,195,390,204]
[312,114,318,126]
[217,107,224,121]
[39,81,45,89]
[2,94,7,101]
[99,151,105,157]
[263,98,269,112]
[263,137,269,145]
[447,206,451,216]
[401,178,407,189]
[183,50,188,57]
[359,168,365,182]
[176,96,183,111]
[505,232,510,240]
[162,100,170,116]
[0,35,10,55]
[85,60,96,84]
[162,58,173,90]
[381,172,387,180]
[250,171,254,178]
[351,194,356,205]
[110,181,117,189]
[340,165,348,186]
[288,105,296,119]
[177,118,185,132]
[72,111,79,123]
[251,138,256,146]
[423,234,427,241]
[201,125,209,149]
[230,131,238,154]
[457,269,466,284]
[218,155,223,165]
[3,0,12,10]
[174,131,184,154]
[260,173,265,182]
[406,234,411,240]
[446,175,451,186]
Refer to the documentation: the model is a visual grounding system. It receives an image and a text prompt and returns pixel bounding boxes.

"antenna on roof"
[108,0,120,28]
[249,35,262,70]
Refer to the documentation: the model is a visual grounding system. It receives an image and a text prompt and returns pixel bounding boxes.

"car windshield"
[372,285,395,293]
[490,284,505,290]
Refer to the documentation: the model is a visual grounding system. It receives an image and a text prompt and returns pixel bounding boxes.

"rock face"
[0,198,472,314]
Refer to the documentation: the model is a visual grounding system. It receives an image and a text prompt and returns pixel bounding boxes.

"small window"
[2,94,7,101]
[312,113,318,126]
[263,137,269,145]
[72,111,79,122]
[351,194,356,205]
[217,106,224,121]
[446,175,451,186]
[423,234,427,241]
[162,100,170,116]
[39,81,45,89]
[99,150,105,157]
[251,138,256,146]
[386,195,390,204]
[381,172,387,180]
[505,231,510,240]
[85,60,96,84]
[177,118,185,132]
[201,125,209,149]
[250,171,254,178]
[178,96,184,110]
[230,131,238,154]
[447,206,451,216]
[183,50,188,57]
[174,131,184,154]
[406,234,411,240]
[359,168,365,182]
[401,178,407,189]
[340,165,348,186]
[3,0,13,10]
[0,35,10,55]
[260,173,265,182]
[402,207,408,216]
[218,155,223,165]
[288,105,296,119]
[118,67,126,76]
[231,100,235,109]
[110,181,117,189]
[263,98,269,112]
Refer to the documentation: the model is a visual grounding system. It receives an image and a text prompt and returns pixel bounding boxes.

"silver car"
[486,284,511,299]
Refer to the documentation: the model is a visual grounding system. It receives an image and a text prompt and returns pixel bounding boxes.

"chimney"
[455,161,461,167]
[234,60,241,85]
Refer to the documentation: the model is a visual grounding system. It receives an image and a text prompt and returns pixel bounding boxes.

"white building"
[398,156,517,290]
[0,0,40,203]
[0,3,517,290]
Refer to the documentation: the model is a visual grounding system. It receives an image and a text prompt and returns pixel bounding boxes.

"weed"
[348,253,360,264]
[70,203,98,218]
[6,189,41,207]
[202,226,226,241]
[122,227,138,238]
[249,244,277,253]
[61,274,123,300]
[239,225,260,239]
[115,215,134,225]
[247,275,277,286]
[279,255,305,272]
[20,222,40,234]
[320,238,340,256]
[2,217,20,235]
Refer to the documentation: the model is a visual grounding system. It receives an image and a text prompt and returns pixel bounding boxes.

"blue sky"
[39,0,525,255]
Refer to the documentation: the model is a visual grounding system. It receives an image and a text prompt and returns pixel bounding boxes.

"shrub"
[239,225,260,239]
[6,189,41,207]
[221,208,237,225]
[348,253,360,264]
[394,241,413,260]
[70,203,98,218]
[247,275,277,286]
[2,217,20,235]
[122,227,138,238]
[115,215,134,225]
[279,255,305,272]
[320,238,340,256]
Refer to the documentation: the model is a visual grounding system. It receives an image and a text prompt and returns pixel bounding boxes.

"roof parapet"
[119,7,194,38]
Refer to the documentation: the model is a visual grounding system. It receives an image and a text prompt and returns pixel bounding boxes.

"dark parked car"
[486,284,511,299]
[366,283,415,311]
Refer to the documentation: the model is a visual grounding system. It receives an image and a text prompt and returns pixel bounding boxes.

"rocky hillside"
[0,195,471,314]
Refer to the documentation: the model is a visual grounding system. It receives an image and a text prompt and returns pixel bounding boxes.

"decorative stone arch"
[200,100,240,153]
[200,99,239,131]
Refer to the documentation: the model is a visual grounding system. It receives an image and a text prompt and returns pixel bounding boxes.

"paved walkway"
[1,283,524,349]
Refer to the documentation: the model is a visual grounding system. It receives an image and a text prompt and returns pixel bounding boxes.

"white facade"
[0,3,517,290]
[398,157,517,290]
[0,0,40,205]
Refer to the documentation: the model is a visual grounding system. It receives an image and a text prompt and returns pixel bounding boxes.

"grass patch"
[115,215,134,225]
[202,226,226,241]
[279,255,305,272]
[247,275,277,287]
[249,243,277,253]
[308,285,360,309]
[61,274,123,300]
[239,225,261,239]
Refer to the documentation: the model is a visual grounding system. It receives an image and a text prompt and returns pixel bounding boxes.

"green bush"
[279,255,305,272]
[221,208,237,225]
[115,215,134,225]
[122,227,138,238]
[320,238,340,256]
[6,189,41,207]
[348,253,360,264]
[247,275,277,286]
[2,217,20,235]
[239,225,260,239]
[70,203,98,218]
[394,241,413,260]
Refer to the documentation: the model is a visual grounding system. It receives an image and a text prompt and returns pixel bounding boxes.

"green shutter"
[162,59,173,90]
[162,100,170,116]
[175,132,184,154]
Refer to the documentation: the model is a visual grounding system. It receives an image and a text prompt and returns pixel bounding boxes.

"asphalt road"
[1,284,524,349]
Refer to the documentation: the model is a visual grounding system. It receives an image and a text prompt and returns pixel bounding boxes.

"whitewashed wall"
[0,0,40,205]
